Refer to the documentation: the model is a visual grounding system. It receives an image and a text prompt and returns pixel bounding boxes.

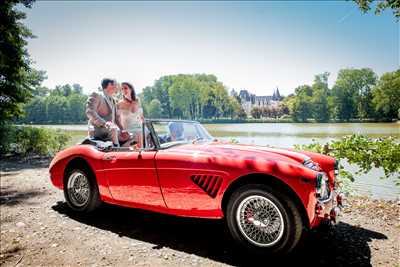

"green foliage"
[332,68,377,121]
[24,97,47,123]
[169,76,201,119]
[0,0,47,124]
[353,0,400,20]
[287,68,396,123]
[251,107,262,119]
[140,74,241,120]
[237,107,247,119]
[372,69,400,120]
[19,84,88,124]
[0,125,71,157]
[15,69,400,124]
[251,103,290,119]
[294,135,400,185]
[291,88,312,122]
[311,73,330,122]
[147,99,162,118]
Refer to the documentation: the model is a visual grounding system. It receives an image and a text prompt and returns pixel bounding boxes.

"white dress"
[119,108,143,135]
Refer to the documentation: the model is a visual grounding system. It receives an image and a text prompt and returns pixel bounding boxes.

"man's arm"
[86,92,106,127]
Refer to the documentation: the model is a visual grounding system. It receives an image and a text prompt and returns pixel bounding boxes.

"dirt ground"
[0,158,399,267]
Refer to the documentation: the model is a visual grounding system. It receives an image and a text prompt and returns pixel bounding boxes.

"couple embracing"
[86,78,143,147]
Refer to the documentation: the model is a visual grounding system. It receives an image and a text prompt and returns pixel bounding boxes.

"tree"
[142,74,237,120]
[199,85,218,119]
[68,93,87,122]
[312,90,330,122]
[151,76,174,117]
[332,85,356,121]
[147,99,162,118]
[276,102,290,117]
[0,0,46,124]
[292,96,312,122]
[295,84,313,97]
[372,69,400,120]
[226,96,242,119]
[51,84,73,97]
[291,85,313,122]
[332,68,377,121]
[72,84,83,95]
[311,73,330,122]
[237,107,247,119]
[32,86,50,97]
[45,95,68,123]
[291,84,313,122]
[250,107,262,119]
[353,0,400,20]
[24,97,47,123]
[169,76,200,119]
[19,83,89,124]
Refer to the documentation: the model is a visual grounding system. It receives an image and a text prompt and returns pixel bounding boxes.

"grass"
[67,130,87,146]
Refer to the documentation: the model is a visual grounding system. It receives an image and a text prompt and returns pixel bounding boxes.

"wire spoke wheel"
[236,195,285,247]
[67,171,91,207]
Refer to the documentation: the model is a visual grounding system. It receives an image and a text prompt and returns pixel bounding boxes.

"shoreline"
[14,120,399,125]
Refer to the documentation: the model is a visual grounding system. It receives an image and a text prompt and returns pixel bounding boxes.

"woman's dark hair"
[122,82,136,101]
[101,78,115,89]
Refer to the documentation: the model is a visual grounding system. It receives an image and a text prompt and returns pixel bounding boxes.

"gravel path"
[1,158,399,266]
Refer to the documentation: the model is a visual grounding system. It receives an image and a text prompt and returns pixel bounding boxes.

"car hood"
[169,141,309,167]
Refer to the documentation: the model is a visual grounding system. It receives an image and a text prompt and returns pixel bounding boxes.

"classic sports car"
[49,119,343,254]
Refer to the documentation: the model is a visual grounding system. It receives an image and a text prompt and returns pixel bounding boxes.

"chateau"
[230,88,282,114]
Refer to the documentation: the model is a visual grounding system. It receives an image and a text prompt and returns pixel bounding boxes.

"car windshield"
[151,121,213,148]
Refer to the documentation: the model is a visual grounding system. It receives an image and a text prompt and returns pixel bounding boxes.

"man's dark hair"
[101,78,115,89]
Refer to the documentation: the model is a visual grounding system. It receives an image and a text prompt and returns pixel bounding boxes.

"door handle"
[104,155,116,161]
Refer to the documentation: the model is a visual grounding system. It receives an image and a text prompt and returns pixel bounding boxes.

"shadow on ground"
[52,202,387,266]
[0,186,45,206]
[0,157,50,172]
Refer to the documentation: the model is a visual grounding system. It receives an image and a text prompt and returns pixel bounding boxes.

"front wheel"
[63,168,101,212]
[226,184,303,254]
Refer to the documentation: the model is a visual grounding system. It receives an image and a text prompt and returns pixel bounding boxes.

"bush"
[294,135,400,186]
[0,125,71,157]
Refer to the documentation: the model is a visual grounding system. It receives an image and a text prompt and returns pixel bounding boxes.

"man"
[86,78,127,146]
[168,121,185,141]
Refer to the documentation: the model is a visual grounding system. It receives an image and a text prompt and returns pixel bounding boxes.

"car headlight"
[316,172,330,201]
[334,159,339,176]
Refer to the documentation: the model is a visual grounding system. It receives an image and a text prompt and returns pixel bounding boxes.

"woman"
[117,82,144,147]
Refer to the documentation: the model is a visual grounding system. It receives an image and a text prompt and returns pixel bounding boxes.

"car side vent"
[190,175,222,198]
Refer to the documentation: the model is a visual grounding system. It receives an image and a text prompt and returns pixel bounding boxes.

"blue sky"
[24,1,399,96]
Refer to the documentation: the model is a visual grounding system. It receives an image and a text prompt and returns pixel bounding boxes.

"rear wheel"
[226,184,303,254]
[64,167,101,212]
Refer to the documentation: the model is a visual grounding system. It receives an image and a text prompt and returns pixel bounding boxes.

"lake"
[35,122,399,200]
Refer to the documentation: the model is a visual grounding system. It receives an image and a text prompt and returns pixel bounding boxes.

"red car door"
[154,148,228,218]
[102,150,165,208]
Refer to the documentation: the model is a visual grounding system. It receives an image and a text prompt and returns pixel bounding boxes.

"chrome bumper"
[316,191,344,225]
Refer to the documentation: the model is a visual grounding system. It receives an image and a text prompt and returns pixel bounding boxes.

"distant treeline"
[140,74,245,119]
[282,69,399,122]
[18,68,399,124]
[19,84,88,124]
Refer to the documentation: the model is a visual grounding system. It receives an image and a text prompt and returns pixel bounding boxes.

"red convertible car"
[49,119,343,254]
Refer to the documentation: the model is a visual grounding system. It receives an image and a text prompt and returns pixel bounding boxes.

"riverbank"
[1,158,399,266]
